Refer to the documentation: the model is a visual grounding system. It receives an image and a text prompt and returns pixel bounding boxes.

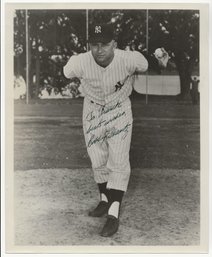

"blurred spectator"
[62,81,82,98]
[51,87,63,98]
[39,87,50,99]
[14,74,26,99]
[69,82,81,98]
[190,76,199,105]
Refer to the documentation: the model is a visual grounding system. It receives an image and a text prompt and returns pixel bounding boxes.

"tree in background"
[14,10,26,78]
[14,9,199,100]
[14,9,86,98]
[148,10,199,99]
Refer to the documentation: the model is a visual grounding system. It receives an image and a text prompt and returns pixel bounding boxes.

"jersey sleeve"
[127,51,148,74]
[63,55,83,79]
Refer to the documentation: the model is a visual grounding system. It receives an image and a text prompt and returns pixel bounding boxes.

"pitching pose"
[64,23,168,237]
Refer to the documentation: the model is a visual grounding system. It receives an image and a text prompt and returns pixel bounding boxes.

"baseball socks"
[100,189,124,237]
[88,182,110,217]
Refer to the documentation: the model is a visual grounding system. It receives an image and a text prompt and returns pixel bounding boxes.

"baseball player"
[63,23,168,237]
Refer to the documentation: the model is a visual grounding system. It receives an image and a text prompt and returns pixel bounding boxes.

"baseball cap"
[88,23,114,44]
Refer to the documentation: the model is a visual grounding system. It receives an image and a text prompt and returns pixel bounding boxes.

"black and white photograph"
[2,1,210,255]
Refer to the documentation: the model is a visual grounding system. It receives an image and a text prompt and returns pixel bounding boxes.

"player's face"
[90,40,117,67]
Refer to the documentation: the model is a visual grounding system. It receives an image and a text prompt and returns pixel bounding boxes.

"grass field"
[14,96,200,171]
[13,95,200,248]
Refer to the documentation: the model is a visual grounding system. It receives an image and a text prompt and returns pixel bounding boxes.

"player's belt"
[90,100,105,107]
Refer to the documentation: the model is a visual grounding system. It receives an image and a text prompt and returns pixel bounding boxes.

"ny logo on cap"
[95,26,101,34]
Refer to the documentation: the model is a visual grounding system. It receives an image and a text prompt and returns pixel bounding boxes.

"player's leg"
[85,141,111,217]
[106,98,133,191]
[83,99,111,216]
[100,98,133,236]
[101,126,132,236]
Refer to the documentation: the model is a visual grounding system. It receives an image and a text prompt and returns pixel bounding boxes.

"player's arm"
[63,55,83,79]
[130,51,149,75]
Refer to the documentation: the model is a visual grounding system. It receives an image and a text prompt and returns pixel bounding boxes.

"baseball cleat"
[100,215,119,237]
[88,201,109,217]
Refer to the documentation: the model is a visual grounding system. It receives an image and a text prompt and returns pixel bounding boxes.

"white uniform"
[64,49,148,191]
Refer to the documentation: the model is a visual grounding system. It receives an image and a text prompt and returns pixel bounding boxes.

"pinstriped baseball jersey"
[64,48,148,191]
[63,49,148,105]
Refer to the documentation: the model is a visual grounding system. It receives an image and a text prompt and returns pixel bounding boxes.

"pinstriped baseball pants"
[83,97,133,192]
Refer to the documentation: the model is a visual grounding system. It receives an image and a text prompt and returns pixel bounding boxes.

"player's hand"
[154,48,169,68]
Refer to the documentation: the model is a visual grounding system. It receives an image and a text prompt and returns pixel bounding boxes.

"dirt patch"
[14,168,199,246]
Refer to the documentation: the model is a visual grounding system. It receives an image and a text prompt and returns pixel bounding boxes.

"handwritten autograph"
[85,101,122,122]
[87,123,131,148]
[98,101,122,117]
[86,111,126,134]
[85,100,131,148]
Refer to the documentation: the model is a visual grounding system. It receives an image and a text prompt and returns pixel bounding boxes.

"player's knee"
[107,159,131,174]
[92,161,107,170]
